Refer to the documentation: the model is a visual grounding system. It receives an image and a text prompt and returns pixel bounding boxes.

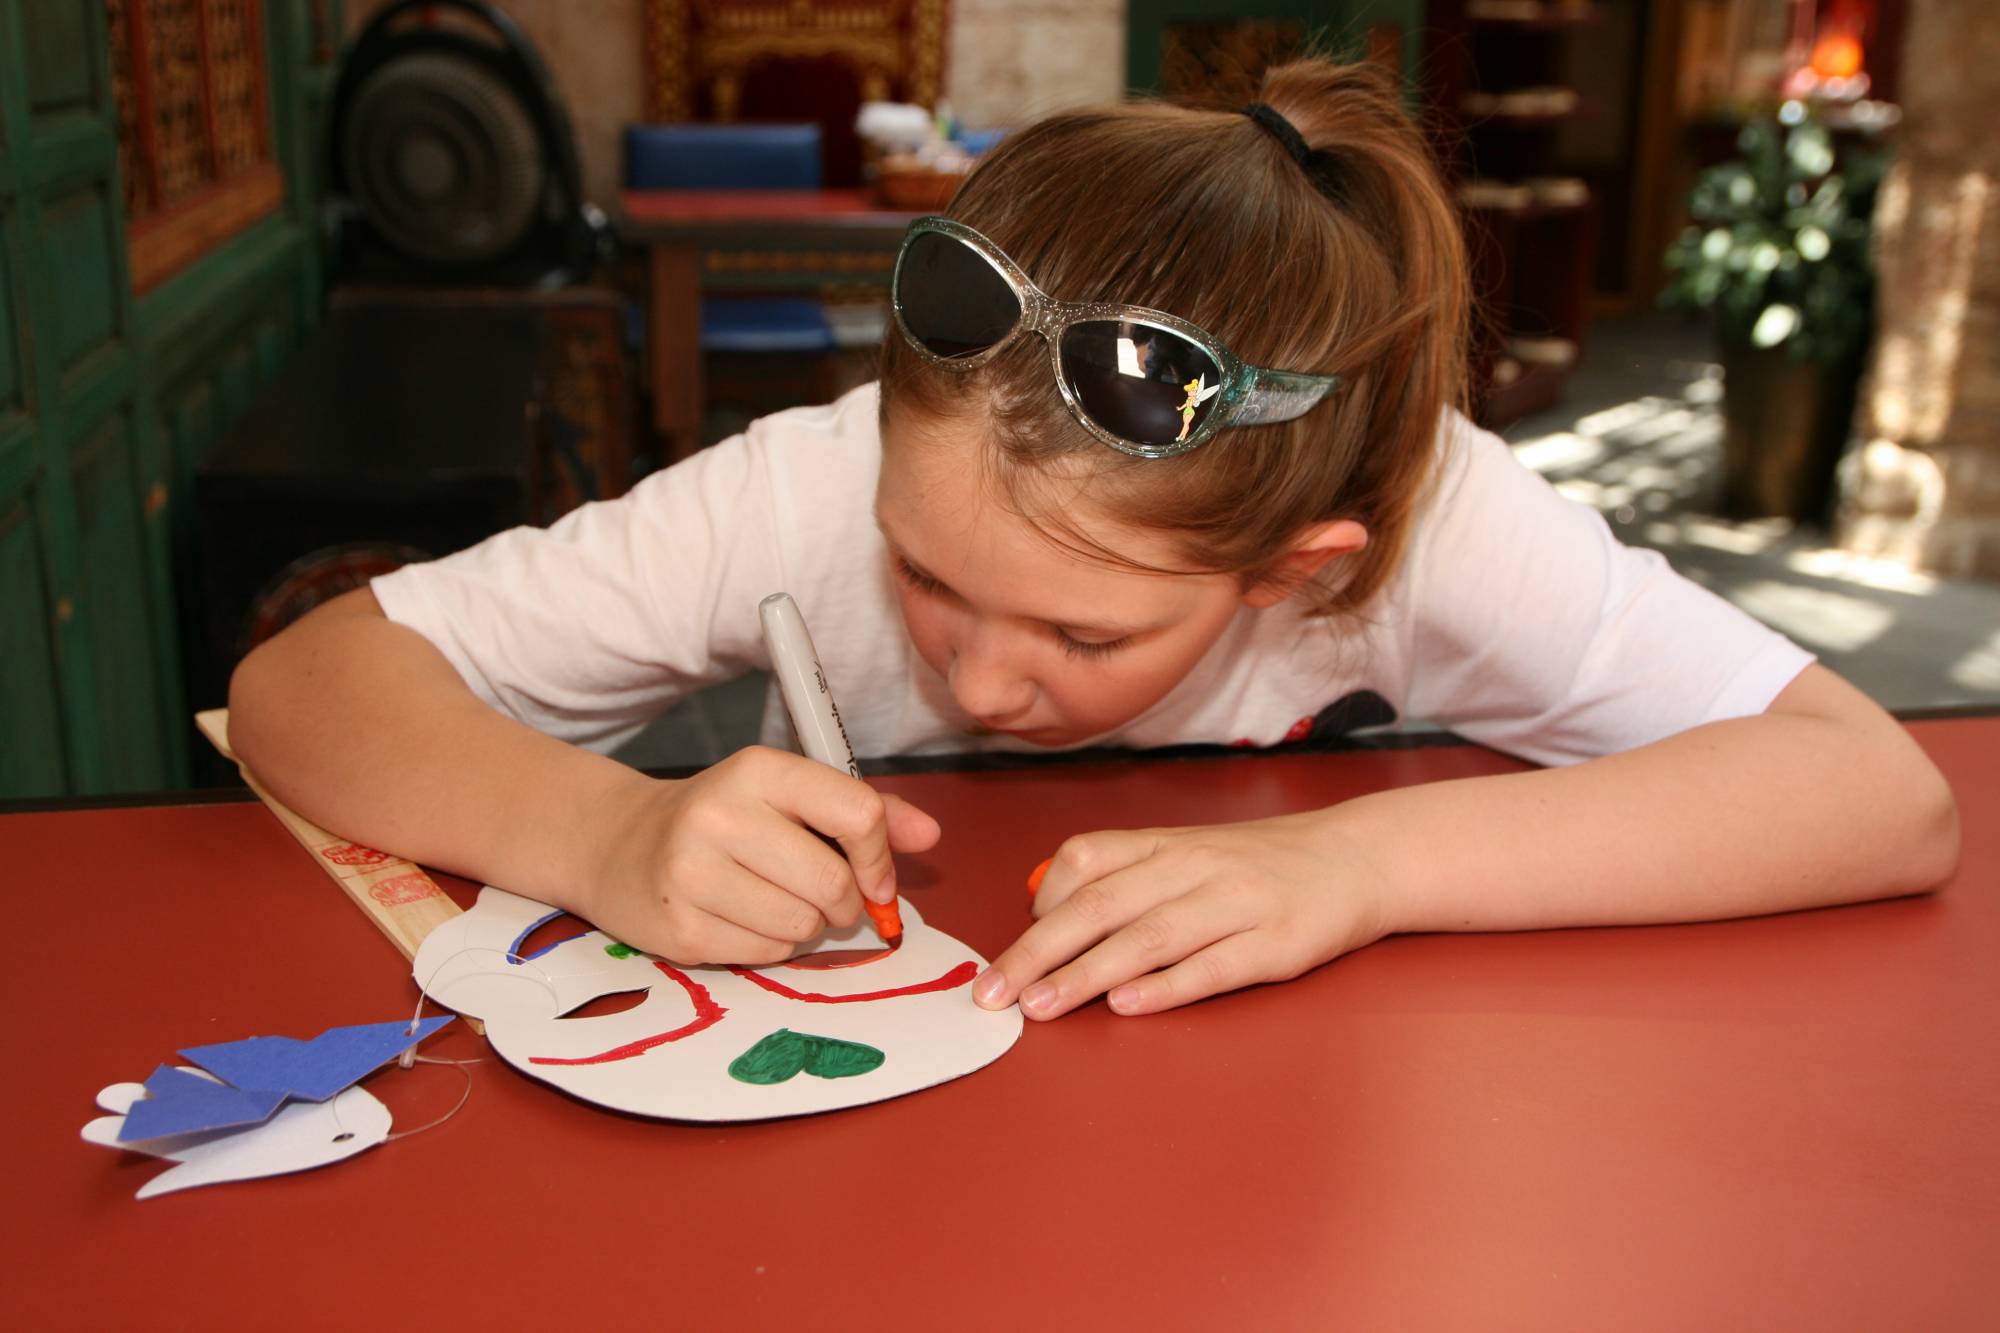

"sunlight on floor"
[1725,580,1898,653]
[1784,545,1940,595]
[1517,382,1725,527]
[1949,631,2000,693]
[1512,431,1607,473]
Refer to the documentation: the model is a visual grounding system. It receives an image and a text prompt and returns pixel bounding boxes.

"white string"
[400,945,564,1068]
[323,1052,477,1145]
[313,945,571,1146]
[382,1057,475,1141]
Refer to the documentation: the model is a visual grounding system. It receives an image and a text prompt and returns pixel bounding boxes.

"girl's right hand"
[573,746,941,965]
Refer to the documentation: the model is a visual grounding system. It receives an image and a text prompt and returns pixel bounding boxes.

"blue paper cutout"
[119,1065,286,1143]
[180,1017,454,1103]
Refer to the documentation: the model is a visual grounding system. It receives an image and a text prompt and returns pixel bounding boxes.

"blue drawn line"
[507,909,587,965]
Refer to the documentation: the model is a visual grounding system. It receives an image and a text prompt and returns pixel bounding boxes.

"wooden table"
[619,189,921,460]
[7,715,1997,1329]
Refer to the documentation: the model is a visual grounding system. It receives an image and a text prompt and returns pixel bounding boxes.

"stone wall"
[345,0,1128,210]
[1837,0,2000,581]
[947,0,1125,129]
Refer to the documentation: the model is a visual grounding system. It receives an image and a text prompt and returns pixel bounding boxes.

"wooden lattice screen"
[107,0,284,292]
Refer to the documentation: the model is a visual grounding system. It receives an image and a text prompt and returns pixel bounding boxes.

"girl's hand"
[972,812,1393,1019]
[573,747,940,965]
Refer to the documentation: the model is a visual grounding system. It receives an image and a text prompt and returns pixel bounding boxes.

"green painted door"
[1,1,331,800]
[0,0,174,797]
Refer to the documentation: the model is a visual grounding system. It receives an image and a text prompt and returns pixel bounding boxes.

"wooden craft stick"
[195,709,464,960]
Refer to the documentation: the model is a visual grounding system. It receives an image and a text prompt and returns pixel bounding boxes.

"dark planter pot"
[1717,335,1864,526]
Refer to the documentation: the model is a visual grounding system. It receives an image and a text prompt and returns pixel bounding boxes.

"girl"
[231,61,1957,1023]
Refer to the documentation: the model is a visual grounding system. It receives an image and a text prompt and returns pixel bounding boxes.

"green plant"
[1662,102,1887,364]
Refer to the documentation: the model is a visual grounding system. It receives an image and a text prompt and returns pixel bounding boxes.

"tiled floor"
[618,314,2000,770]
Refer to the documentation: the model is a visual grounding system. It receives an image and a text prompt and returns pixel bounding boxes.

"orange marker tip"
[1026,856,1054,898]
[864,896,904,946]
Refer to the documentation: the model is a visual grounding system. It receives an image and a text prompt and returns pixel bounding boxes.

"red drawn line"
[726,960,977,1003]
[529,962,727,1066]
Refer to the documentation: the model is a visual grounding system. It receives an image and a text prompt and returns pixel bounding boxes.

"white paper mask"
[413,887,1022,1121]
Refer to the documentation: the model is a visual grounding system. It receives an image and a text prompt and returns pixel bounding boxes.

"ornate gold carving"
[701,31,902,72]
[208,0,268,176]
[908,0,946,106]
[642,0,951,117]
[148,0,209,208]
[645,0,691,119]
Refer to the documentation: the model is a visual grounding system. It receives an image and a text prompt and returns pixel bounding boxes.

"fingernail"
[1026,856,1053,898]
[870,868,897,904]
[1108,986,1138,1014]
[1020,983,1054,1015]
[973,969,1007,1008]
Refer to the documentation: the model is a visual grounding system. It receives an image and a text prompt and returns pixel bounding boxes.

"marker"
[758,592,903,947]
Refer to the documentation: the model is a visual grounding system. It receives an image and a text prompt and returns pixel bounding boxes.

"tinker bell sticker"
[1176,374,1223,442]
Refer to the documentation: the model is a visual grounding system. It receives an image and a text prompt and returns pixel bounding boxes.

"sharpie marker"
[758,592,904,947]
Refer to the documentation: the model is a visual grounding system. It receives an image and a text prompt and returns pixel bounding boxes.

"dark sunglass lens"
[1060,322,1224,448]
[895,231,1022,358]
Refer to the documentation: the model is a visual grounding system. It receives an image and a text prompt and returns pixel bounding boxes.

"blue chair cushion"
[701,298,834,353]
[625,124,823,190]
[955,128,1008,157]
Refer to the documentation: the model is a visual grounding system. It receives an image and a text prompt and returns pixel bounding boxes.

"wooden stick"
[195,709,463,960]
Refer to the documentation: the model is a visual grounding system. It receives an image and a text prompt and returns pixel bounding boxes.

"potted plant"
[1662,103,1886,523]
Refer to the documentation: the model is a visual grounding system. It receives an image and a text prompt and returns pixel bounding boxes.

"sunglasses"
[890,216,1345,459]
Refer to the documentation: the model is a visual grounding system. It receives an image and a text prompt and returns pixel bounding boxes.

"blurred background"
[2,0,1994,800]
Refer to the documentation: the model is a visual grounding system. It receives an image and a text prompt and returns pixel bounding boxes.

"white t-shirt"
[370,381,1812,768]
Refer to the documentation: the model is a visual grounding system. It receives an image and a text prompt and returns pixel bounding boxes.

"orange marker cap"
[1026,856,1053,899]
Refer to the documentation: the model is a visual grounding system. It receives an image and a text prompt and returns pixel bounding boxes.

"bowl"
[875,167,967,211]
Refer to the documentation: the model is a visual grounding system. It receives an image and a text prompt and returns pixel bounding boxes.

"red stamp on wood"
[323,842,393,866]
[368,873,438,906]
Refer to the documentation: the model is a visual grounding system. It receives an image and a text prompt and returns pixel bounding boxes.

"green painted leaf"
[728,1029,887,1085]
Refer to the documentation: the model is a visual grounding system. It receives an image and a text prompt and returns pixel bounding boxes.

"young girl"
[231,60,1957,1023]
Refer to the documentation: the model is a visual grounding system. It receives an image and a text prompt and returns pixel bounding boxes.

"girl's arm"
[229,588,929,962]
[229,586,658,908]
[1334,664,1956,934]
[975,665,1960,1019]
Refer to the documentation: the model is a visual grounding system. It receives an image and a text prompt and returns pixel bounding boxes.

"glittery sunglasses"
[890,216,1345,459]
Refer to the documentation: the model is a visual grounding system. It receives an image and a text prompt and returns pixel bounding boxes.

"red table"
[618,189,920,460]
[7,717,1997,1330]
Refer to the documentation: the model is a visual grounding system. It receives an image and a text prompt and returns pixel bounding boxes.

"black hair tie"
[1243,101,1349,206]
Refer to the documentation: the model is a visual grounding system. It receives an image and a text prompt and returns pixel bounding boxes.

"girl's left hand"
[971,812,1396,1020]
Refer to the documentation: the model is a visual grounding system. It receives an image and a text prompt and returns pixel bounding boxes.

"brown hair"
[878,58,1470,616]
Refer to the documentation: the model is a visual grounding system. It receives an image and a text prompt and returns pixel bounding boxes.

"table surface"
[7,719,1997,1331]
[619,187,923,232]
